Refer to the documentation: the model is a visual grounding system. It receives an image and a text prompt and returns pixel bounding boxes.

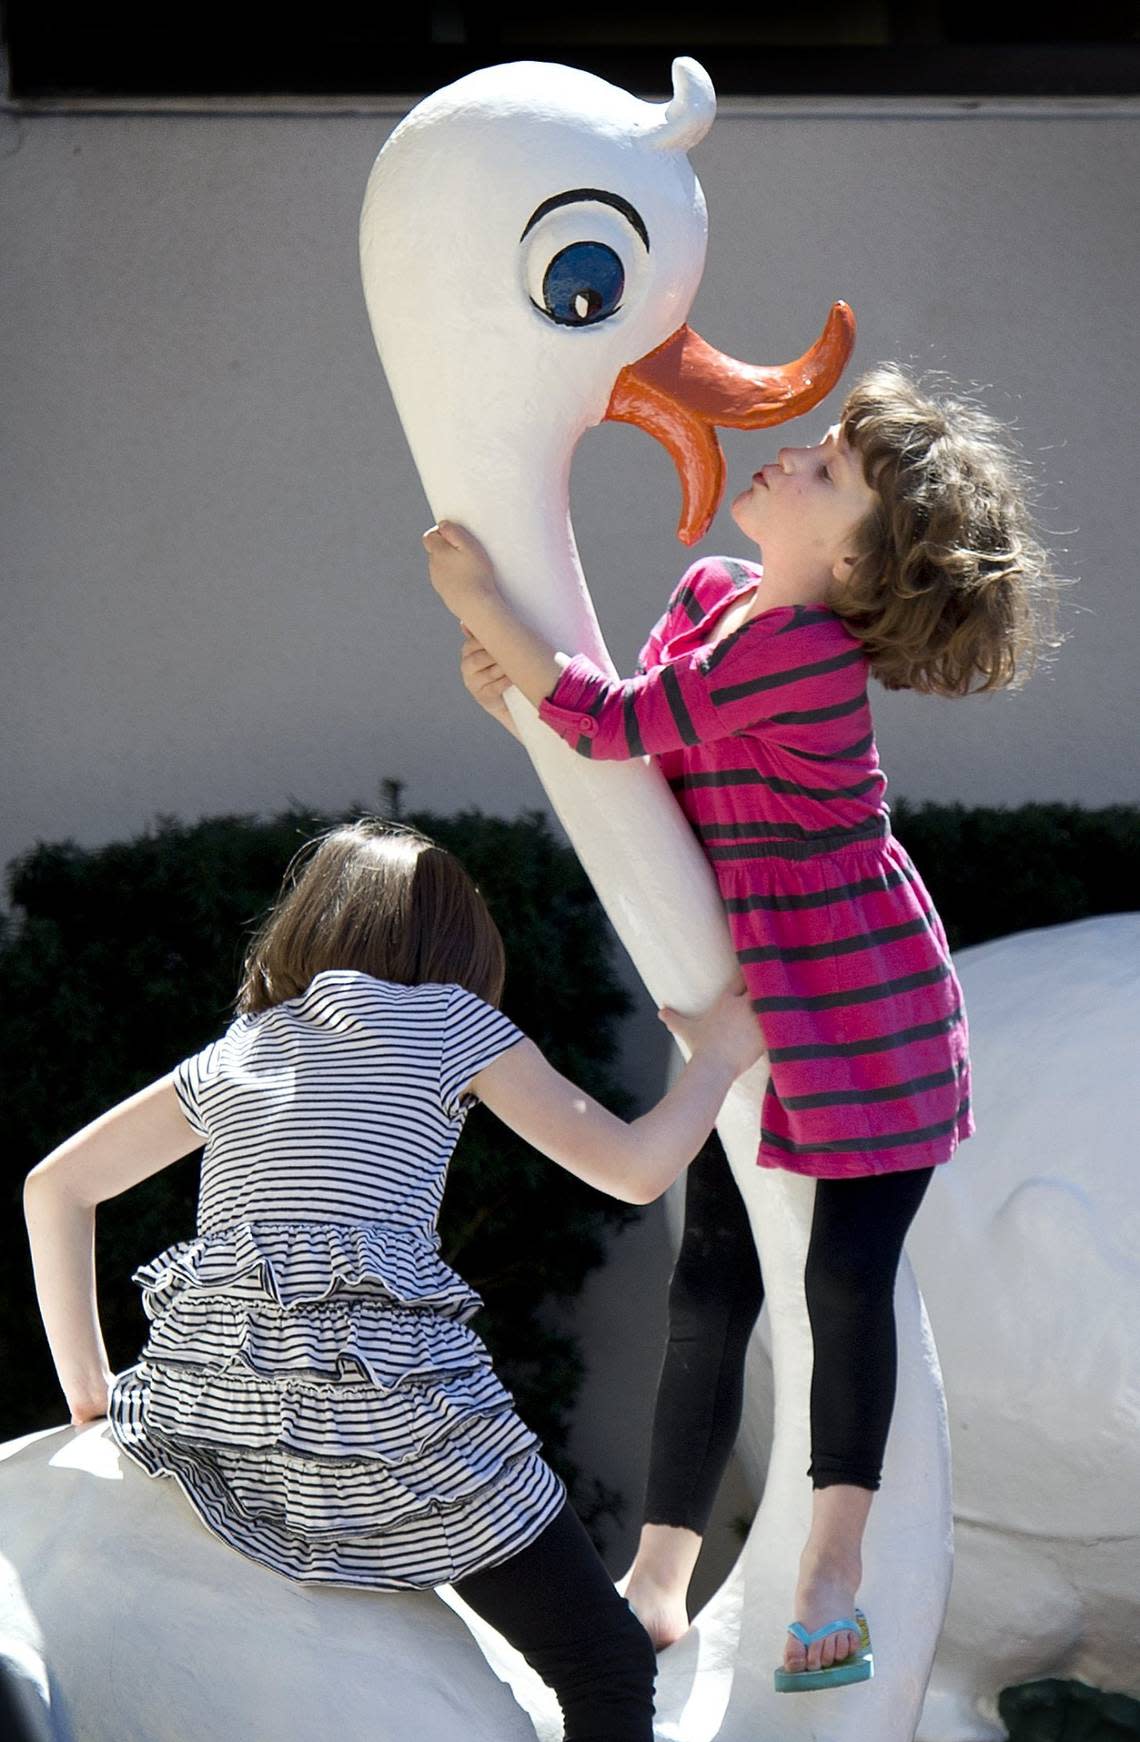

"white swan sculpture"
[0,57,960,1742]
[358,55,951,1742]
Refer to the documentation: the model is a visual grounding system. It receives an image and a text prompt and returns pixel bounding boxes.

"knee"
[668,1237,763,1328]
[601,1601,658,1704]
[587,1596,657,1679]
[525,1596,657,1719]
[805,1249,894,1324]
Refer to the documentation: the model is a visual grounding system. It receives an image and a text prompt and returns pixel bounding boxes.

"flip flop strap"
[786,1615,861,1647]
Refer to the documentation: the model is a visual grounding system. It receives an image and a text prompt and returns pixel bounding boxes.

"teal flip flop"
[773,1609,873,1693]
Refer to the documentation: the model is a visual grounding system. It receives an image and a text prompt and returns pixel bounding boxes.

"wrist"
[60,1355,113,1395]
[455,580,502,628]
[685,1048,736,1092]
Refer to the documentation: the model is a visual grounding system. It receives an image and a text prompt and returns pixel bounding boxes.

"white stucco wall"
[3,95,1139,905]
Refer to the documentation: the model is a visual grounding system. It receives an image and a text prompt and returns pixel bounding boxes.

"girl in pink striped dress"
[427,364,1055,1691]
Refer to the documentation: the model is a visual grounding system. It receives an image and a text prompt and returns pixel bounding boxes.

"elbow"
[578,721,639,763]
[23,1165,50,1226]
[24,1163,49,1199]
[24,1160,87,1213]
[620,1164,666,1207]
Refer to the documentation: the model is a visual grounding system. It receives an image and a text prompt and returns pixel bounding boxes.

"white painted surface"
[912,915,1140,1736]
[0,1424,540,1742]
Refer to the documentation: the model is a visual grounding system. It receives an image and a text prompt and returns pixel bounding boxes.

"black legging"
[644,1142,933,1532]
[455,1498,657,1742]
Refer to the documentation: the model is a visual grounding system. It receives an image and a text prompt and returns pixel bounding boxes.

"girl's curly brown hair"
[834,365,1060,694]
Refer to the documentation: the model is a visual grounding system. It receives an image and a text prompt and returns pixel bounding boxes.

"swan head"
[360,58,853,543]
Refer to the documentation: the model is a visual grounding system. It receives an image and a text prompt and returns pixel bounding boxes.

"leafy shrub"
[890,801,1140,952]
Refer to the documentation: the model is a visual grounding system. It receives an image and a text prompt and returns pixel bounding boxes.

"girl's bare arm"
[425,522,568,710]
[24,1077,203,1423]
[459,626,522,741]
[471,987,762,1205]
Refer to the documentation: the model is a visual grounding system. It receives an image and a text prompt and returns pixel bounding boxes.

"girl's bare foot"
[783,1549,862,1673]
[618,1523,703,1651]
[620,1566,690,1651]
[781,1483,872,1674]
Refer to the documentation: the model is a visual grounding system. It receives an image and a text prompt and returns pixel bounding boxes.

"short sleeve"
[440,985,526,1120]
[171,1039,224,1139]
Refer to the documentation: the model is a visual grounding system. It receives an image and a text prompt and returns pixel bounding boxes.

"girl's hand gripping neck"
[423,521,568,710]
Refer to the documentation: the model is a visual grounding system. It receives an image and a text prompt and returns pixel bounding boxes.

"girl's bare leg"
[623,1496,870,1670]
[620,1523,702,1649]
[784,1483,872,1672]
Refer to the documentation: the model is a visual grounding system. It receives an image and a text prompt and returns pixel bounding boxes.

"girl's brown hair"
[236,819,506,1015]
[835,365,1061,694]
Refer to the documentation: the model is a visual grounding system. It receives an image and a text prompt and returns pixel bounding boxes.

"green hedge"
[889,800,1140,952]
[0,803,637,1535]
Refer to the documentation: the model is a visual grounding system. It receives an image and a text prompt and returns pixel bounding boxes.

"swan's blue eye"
[540,242,624,327]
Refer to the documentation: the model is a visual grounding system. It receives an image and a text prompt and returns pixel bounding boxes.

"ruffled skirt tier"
[108,1220,565,1589]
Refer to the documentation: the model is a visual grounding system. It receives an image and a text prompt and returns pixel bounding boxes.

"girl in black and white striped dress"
[24,818,762,1741]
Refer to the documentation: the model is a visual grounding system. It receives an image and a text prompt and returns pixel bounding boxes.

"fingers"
[459,639,495,672]
[460,644,509,690]
[423,520,481,553]
[422,523,459,559]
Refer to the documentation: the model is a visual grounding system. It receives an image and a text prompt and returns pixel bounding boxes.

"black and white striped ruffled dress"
[108,971,566,1589]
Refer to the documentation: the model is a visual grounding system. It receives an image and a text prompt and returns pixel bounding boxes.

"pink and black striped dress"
[538,556,972,1179]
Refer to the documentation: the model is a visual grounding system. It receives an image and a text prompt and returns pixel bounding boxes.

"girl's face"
[730,423,878,590]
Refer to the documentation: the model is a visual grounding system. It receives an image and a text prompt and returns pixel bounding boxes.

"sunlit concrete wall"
[4,98,1138,893]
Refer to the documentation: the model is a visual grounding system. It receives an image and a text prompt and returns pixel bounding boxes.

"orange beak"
[604,302,856,544]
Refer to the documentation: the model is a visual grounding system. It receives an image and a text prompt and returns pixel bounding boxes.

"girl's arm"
[424,523,566,709]
[459,626,523,741]
[470,985,763,1205]
[457,541,686,741]
[426,523,860,761]
[24,1076,204,1424]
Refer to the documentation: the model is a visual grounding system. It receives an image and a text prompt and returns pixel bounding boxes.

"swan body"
[910,916,1140,1736]
[727,915,1140,1737]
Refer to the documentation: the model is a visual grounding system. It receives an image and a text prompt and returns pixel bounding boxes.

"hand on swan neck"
[431,473,613,673]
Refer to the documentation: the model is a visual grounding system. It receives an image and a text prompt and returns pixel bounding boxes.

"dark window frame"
[4,3,1139,101]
